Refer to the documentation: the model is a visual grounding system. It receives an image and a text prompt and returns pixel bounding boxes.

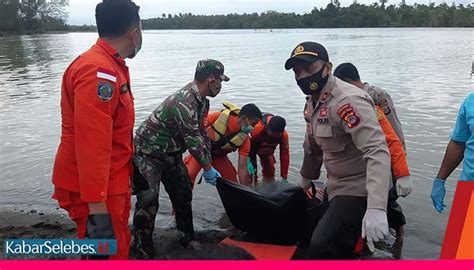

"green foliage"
[66,24,96,32]
[141,2,473,29]
[1,0,68,34]
[1,0,472,35]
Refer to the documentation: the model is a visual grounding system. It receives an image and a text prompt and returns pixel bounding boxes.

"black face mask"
[208,79,222,97]
[296,65,329,95]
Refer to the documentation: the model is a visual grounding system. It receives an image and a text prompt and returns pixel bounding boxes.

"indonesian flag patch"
[97,68,117,82]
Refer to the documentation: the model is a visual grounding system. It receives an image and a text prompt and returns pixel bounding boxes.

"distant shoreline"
[3,2,472,37]
[1,26,472,37]
[0,30,72,37]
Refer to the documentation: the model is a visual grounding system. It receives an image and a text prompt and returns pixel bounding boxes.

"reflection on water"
[0,29,472,259]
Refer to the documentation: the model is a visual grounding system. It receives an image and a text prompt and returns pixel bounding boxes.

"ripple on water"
[0,29,472,259]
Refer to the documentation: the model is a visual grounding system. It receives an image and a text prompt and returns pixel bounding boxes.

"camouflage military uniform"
[131,81,211,259]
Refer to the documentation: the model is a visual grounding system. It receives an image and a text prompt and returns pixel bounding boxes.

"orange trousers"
[184,155,238,187]
[52,188,131,259]
[257,154,276,179]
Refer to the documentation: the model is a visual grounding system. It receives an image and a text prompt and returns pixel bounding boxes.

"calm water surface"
[1,28,473,259]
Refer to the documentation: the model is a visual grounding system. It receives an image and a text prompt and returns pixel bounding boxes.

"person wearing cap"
[333,63,406,151]
[333,63,411,258]
[285,42,391,259]
[131,59,229,259]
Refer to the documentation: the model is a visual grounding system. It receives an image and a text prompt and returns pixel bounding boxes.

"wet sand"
[0,205,257,260]
[0,204,398,260]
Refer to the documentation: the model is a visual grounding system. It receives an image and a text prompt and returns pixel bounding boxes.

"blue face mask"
[131,28,142,58]
[242,119,254,134]
[134,40,142,56]
[242,126,253,134]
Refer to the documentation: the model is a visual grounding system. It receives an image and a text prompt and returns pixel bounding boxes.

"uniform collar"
[304,74,335,118]
[96,38,126,66]
[309,74,336,106]
[190,81,207,105]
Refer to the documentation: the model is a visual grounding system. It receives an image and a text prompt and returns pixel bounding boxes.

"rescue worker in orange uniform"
[249,114,290,185]
[184,102,262,186]
[51,0,142,260]
[376,107,410,188]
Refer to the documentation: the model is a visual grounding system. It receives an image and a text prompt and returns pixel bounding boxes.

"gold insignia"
[309,82,318,91]
[294,45,304,55]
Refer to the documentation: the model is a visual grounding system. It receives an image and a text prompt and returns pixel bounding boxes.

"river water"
[0,28,472,259]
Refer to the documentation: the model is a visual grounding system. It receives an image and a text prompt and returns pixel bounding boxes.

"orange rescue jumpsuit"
[376,106,409,179]
[250,116,290,181]
[184,111,250,185]
[52,38,134,259]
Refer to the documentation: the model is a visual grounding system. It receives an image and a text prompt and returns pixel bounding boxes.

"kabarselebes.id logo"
[4,239,117,256]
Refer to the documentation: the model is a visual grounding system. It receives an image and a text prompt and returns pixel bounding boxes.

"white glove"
[396,176,412,197]
[361,209,389,253]
[298,177,312,190]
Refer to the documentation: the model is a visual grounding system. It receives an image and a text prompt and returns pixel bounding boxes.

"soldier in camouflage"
[131,59,229,259]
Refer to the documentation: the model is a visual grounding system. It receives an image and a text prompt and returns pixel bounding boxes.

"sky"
[66,0,471,25]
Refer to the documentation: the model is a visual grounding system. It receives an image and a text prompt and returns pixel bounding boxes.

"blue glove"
[202,167,221,186]
[246,158,255,175]
[431,178,446,213]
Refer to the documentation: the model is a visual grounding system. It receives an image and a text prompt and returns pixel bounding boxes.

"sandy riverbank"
[0,205,257,260]
[0,203,397,260]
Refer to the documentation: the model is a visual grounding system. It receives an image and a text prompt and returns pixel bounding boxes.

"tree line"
[142,2,473,29]
[0,0,69,34]
[1,1,472,35]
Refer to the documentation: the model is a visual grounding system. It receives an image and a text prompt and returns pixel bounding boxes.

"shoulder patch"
[337,103,361,129]
[97,81,114,102]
